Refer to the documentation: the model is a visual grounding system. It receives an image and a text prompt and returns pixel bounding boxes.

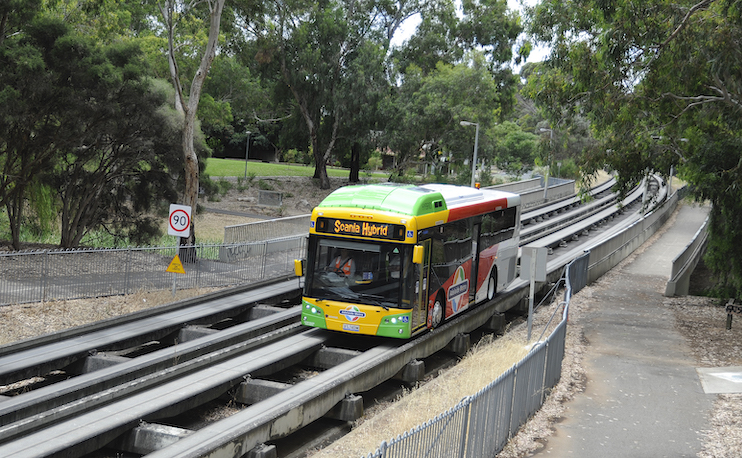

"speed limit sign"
[168,204,192,238]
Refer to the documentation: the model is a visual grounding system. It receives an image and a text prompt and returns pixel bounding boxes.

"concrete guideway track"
[0,176,666,457]
[0,331,327,457]
[0,307,303,441]
[0,277,299,385]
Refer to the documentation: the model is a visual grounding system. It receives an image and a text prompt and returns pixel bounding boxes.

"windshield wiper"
[357,293,391,310]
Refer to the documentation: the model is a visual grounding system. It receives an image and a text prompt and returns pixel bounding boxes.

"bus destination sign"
[316,217,405,241]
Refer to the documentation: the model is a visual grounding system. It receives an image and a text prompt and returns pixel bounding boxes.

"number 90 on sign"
[168,204,192,238]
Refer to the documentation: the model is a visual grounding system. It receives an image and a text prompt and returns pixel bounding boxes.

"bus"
[295,183,521,338]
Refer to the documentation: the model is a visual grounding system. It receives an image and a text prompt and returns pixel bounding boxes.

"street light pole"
[540,128,553,199]
[244,131,251,179]
[460,121,480,187]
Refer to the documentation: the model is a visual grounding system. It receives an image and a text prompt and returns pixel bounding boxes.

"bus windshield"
[305,238,414,309]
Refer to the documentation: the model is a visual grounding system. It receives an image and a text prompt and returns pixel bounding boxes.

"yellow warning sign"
[166,254,186,274]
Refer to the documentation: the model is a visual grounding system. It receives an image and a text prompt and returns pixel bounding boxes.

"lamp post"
[244,131,251,179]
[460,121,480,187]
[540,128,553,199]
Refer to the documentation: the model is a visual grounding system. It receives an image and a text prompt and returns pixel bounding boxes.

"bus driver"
[331,248,356,277]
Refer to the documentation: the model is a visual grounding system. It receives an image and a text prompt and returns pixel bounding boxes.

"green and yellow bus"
[295,183,521,338]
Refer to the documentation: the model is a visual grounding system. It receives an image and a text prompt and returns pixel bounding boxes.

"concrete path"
[533,203,713,457]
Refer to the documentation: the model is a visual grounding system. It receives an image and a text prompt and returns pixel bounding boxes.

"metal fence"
[364,252,589,458]
[224,214,311,243]
[0,236,307,306]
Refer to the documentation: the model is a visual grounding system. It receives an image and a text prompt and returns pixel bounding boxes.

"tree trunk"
[349,142,360,182]
[6,191,22,251]
[162,0,225,262]
[314,152,330,188]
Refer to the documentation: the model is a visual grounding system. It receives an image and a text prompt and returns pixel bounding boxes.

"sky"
[390,0,549,72]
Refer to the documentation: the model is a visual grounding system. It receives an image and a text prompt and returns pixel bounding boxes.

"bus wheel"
[431,292,444,328]
[487,269,497,301]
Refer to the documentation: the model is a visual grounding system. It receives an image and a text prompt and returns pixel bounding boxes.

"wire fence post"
[458,399,471,458]
[42,250,48,302]
[125,247,132,295]
[261,241,267,280]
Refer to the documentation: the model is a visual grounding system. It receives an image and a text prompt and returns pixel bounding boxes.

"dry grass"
[309,333,531,458]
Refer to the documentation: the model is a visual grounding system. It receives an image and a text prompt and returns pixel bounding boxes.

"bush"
[554,158,579,179]
[366,152,383,170]
[258,179,274,191]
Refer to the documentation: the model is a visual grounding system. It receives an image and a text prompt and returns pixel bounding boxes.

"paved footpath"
[533,202,712,457]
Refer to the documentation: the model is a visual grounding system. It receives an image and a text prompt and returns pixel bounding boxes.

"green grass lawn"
[205,158,388,179]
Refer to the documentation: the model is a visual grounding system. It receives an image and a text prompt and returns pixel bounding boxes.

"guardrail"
[665,213,708,296]
[586,187,681,284]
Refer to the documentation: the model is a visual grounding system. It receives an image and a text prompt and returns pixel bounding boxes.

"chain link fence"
[0,236,306,306]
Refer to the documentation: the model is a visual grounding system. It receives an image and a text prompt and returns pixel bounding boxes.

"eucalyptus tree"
[385,54,505,180]
[154,0,226,250]
[384,0,522,179]
[392,0,521,76]
[526,0,742,297]
[243,0,400,188]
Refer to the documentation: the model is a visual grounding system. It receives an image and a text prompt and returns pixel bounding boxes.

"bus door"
[469,223,480,304]
[411,239,431,333]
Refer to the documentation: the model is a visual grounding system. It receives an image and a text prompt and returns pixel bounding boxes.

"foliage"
[526,0,742,298]
[49,44,182,248]
[0,10,187,249]
[555,158,579,180]
[393,0,521,76]
[247,0,392,189]
[366,152,383,171]
[384,54,506,177]
[282,149,312,165]
[492,121,538,175]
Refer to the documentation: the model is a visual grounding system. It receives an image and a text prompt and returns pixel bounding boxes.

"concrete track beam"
[232,378,291,405]
[304,347,362,369]
[325,394,363,421]
[177,325,219,343]
[114,422,193,454]
[393,359,425,384]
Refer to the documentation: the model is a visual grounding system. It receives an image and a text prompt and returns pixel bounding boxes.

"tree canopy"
[1,13,183,249]
[526,0,742,297]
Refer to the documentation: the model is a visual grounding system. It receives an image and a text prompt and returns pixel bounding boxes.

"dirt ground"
[202,176,358,220]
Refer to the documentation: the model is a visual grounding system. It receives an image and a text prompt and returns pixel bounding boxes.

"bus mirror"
[412,245,424,264]
[294,259,304,277]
